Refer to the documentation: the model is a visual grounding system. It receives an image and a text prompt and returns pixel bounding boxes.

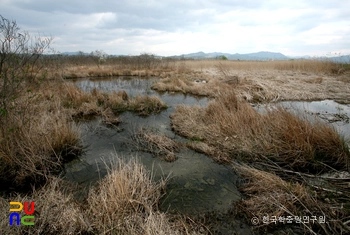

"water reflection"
[65,76,240,215]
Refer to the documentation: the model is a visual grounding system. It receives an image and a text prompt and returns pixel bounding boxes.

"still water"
[64,77,241,214]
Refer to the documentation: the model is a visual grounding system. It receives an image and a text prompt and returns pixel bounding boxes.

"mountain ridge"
[60,51,349,63]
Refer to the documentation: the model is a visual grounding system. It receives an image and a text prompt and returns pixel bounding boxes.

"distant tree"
[90,50,108,67]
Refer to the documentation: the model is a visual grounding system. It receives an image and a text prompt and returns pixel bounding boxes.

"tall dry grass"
[0,158,204,234]
[86,158,183,234]
[0,85,81,189]
[185,59,343,74]
[235,164,350,234]
[171,89,350,172]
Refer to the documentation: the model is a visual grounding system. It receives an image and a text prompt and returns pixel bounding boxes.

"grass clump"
[171,89,350,172]
[86,158,180,234]
[0,89,81,190]
[131,128,180,162]
[0,158,204,234]
[61,83,167,117]
[129,95,168,116]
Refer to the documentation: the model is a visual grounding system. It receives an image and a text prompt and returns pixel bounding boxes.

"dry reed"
[131,128,180,162]
[235,163,350,234]
[171,89,350,172]
[86,158,176,234]
[0,85,82,189]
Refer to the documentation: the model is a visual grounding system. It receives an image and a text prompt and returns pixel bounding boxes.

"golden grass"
[148,60,350,103]
[86,158,183,234]
[171,89,350,172]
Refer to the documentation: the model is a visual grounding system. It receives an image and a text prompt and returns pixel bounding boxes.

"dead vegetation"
[87,158,172,234]
[171,89,349,172]
[1,159,205,234]
[0,84,82,190]
[171,89,350,234]
[61,83,167,118]
[0,178,91,235]
[235,163,350,234]
[149,60,350,104]
[1,47,349,234]
[131,128,180,162]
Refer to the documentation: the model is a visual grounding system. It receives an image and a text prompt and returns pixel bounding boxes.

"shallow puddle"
[65,76,240,215]
[279,100,350,140]
[256,100,350,141]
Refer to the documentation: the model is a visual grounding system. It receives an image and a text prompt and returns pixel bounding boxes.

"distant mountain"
[328,55,350,63]
[61,51,89,56]
[59,51,350,63]
[172,51,289,61]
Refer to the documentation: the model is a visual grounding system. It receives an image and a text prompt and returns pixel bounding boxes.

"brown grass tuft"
[86,158,174,233]
[171,89,350,171]
[0,86,82,189]
[131,128,180,162]
[129,95,168,116]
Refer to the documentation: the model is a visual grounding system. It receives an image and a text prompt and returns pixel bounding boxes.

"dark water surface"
[65,77,241,215]
[65,76,350,216]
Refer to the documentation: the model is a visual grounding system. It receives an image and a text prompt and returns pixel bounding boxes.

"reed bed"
[171,89,350,233]
[0,84,81,190]
[171,89,350,172]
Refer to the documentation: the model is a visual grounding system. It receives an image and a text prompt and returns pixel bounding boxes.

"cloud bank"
[1,0,349,56]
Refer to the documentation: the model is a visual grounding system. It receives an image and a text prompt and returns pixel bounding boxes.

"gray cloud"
[1,0,349,56]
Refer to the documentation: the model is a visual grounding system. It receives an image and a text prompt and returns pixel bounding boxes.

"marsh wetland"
[1,58,350,235]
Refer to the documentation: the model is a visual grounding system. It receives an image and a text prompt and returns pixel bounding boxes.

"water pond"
[64,77,241,215]
[65,76,350,216]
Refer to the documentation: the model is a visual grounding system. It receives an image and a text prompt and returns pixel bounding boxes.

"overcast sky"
[1,0,349,56]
